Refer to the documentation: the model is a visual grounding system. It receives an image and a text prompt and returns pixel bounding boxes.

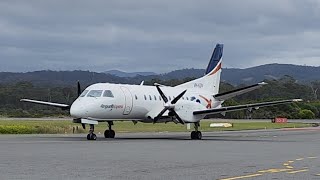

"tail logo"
[208,62,222,76]
[199,95,212,109]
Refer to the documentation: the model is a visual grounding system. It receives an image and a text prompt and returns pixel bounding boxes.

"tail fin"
[176,43,223,94]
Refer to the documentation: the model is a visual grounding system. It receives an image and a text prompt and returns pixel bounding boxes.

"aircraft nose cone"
[70,101,87,118]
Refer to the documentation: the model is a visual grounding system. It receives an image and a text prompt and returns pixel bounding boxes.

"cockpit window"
[80,90,89,97]
[87,90,103,97]
[103,90,114,98]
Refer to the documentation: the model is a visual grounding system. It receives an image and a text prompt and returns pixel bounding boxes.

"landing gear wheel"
[109,130,115,138]
[104,130,115,138]
[191,131,202,140]
[87,133,97,140]
[191,131,196,139]
[104,130,110,138]
[196,131,202,140]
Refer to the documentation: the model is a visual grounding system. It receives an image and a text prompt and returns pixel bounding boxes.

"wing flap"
[20,99,70,109]
[193,99,302,116]
[214,82,267,101]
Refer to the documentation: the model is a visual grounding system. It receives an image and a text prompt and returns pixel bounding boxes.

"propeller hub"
[164,103,175,109]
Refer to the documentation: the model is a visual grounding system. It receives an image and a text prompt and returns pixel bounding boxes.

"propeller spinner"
[154,86,187,124]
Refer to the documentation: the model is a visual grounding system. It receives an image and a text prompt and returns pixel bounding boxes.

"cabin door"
[120,86,133,115]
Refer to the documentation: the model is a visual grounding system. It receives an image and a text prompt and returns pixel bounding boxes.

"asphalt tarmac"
[0,128,319,180]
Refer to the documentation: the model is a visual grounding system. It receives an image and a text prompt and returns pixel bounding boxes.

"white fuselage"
[70,83,223,123]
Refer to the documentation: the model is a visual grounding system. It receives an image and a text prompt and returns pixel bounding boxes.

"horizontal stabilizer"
[193,99,302,116]
[214,82,267,101]
[20,99,70,109]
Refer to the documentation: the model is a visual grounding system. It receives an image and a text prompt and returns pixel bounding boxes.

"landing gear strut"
[87,124,97,140]
[104,121,115,138]
[191,122,202,140]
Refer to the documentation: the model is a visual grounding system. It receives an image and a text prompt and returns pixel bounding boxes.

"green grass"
[0,120,313,134]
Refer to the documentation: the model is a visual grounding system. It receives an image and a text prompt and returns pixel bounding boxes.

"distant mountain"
[0,64,319,86]
[222,63,320,85]
[159,64,320,85]
[104,70,157,77]
[0,70,134,87]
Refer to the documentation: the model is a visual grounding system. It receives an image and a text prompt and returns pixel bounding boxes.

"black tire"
[196,131,202,140]
[109,130,115,138]
[87,133,97,140]
[104,130,110,138]
[91,133,97,140]
[191,131,196,139]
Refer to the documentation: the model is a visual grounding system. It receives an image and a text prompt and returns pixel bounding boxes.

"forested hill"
[0,64,319,86]
[223,64,320,84]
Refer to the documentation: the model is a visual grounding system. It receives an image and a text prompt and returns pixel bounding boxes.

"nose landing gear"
[87,124,97,140]
[190,122,202,140]
[104,121,115,138]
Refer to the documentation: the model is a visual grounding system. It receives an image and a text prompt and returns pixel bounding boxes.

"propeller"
[77,81,81,97]
[76,81,86,129]
[154,86,186,124]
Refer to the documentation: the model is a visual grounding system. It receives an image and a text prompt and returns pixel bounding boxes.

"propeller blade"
[171,90,187,104]
[170,110,185,124]
[154,106,170,123]
[77,81,81,97]
[156,85,168,103]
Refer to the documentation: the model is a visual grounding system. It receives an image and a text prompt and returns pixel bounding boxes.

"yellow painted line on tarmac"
[286,166,293,169]
[295,158,304,161]
[287,169,309,174]
[258,169,290,173]
[316,174,320,176]
[288,160,294,163]
[283,163,289,166]
[219,173,263,180]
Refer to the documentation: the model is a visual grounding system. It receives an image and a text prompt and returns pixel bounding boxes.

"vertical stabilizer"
[175,44,223,94]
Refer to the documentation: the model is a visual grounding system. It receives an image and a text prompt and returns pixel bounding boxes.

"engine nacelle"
[174,101,206,123]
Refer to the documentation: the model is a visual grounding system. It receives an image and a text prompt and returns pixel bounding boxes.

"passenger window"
[186,97,189,100]
[182,97,185,100]
[159,96,162,101]
[154,95,157,100]
[149,95,152,100]
[144,95,147,100]
[103,90,114,97]
[169,96,171,101]
[87,90,103,97]
[135,95,138,100]
[80,90,89,97]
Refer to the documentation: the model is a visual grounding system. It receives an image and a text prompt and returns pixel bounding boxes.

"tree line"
[0,76,319,119]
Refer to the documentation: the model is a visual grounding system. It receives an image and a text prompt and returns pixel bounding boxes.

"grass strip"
[0,120,313,134]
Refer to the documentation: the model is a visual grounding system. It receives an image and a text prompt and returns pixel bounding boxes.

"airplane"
[21,43,302,140]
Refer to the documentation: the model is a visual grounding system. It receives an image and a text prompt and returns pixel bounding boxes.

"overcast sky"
[1,0,320,73]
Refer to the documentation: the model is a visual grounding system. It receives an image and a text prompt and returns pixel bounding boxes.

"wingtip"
[258,82,268,85]
[292,99,303,102]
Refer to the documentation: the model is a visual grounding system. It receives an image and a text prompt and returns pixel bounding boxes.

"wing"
[20,99,70,110]
[214,82,267,101]
[193,99,302,116]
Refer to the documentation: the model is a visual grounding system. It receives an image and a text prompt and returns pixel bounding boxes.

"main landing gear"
[87,124,97,140]
[104,121,115,138]
[191,122,202,140]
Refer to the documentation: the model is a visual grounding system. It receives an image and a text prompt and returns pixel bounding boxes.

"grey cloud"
[0,0,320,73]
